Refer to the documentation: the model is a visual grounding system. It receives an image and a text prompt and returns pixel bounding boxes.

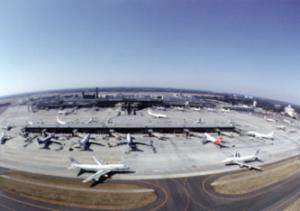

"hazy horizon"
[1,0,299,104]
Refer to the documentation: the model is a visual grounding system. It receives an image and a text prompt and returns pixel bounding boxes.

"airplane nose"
[222,159,228,163]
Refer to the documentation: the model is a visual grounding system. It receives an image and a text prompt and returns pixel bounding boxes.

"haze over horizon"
[0,0,299,104]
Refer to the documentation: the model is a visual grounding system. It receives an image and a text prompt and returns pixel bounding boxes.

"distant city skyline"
[0,0,299,104]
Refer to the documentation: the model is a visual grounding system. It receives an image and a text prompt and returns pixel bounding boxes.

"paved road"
[1,166,300,211]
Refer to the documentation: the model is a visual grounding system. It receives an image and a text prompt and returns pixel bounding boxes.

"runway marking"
[269,192,300,211]
[1,175,154,193]
[183,179,191,211]
[202,171,300,202]
[0,192,59,211]
[140,181,168,211]
[184,178,214,211]
[0,202,15,211]
[201,175,231,200]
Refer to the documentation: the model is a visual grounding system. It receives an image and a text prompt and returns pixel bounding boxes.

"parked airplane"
[219,131,236,138]
[264,116,276,122]
[147,129,168,140]
[68,156,130,183]
[26,120,33,125]
[2,123,15,131]
[220,108,230,112]
[222,150,262,171]
[283,119,292,125]
[247,131,274,140]
[0,132,12,145]
[206,108,216,112]
[109,133,155,153]
[23,134,39,148]
[147,109,167,118]
[56,116,67,125]
[58,108,76,116]
[154,106,166,111]
[105,129,124,140]
[276,125,286,131]
[86,117,97,124]
[70,134,104,151]
[191,107,201,112]
[183,129,204,138]
[284,105,297,119]
[203,133,231,148]
[173,106,185,111]
[37,131,64,150]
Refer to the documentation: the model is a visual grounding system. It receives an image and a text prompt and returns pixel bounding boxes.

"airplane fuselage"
[73,164,128,172]
[247,131,273,139]
[80,134,90,145]
[223,155,257,165]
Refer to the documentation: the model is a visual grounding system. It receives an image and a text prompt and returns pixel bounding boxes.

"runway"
[1,166,300,211]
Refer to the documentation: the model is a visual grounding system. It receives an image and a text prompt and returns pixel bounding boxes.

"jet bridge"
[24,124,236,134]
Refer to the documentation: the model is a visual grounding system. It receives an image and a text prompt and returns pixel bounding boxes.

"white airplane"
[220,108,230,112]
[56,116,67,125]
[26,120,33,125]
[222,150,262,171]
[264,116,276,122]
[173,106,185,111]
[283,119,292,125]
[147,109,167,118]
[276,125,286,131]
[2,123,15,131]
[37,131,64,150]
[68,156,130,183]
[219,131,236,138]
[191,107,201,112]
[70,134,104,151]
[206,108,215,112]
[106,129,124,140]
[109,133,155,153]
[58,108,76,116]
[0,132,12,145]
[284,105,297,119]
[247,131,274,140]
[86,117,97,124]
[182,129,204,138]
[147,129,168,140]
[203,133,231,148]
[154,106,166,111]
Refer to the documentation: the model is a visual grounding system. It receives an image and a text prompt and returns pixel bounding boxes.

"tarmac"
[1,164,300,211]
[0,105,300,181]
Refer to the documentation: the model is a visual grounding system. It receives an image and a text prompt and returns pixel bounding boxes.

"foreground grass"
[284,198,300,211]
[211,157,300,195]
[0,172,157,210]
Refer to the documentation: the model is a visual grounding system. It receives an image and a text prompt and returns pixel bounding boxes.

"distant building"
[284,105,297,119]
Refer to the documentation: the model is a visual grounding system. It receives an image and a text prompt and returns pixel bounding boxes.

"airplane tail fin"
[216,136,224,143]
[37,137,44,144]
[92,156,102,165]
[268,131,274,138]
[233,151,240,157]
[68,157,80,169]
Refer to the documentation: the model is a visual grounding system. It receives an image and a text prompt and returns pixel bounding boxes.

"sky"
[0,0,300,104]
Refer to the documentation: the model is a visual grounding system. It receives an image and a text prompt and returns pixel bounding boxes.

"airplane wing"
[234,161,262,171]
[219,144,230,148]
[92,156,103,165]
[82,170,110,183]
